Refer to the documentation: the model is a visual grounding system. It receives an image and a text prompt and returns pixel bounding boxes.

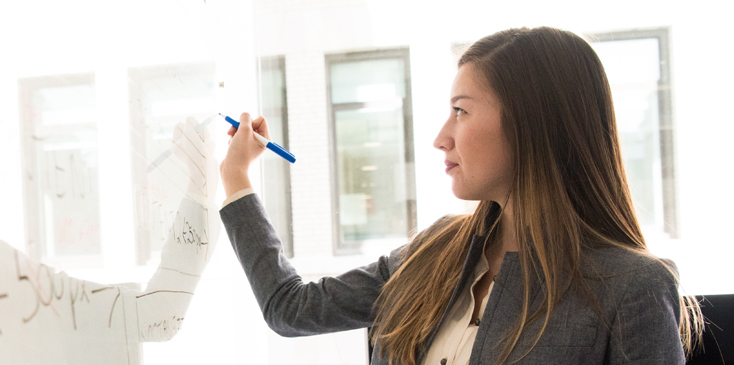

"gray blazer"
[220,194,685,364]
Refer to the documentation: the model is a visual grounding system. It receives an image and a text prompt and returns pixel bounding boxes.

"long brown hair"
[371,27,702,365]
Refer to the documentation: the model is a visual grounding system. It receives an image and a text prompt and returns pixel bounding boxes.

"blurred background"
[0,0,732,363]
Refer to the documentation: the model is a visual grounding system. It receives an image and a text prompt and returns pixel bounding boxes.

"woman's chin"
[452,184,499,202]
[451,185,477,201]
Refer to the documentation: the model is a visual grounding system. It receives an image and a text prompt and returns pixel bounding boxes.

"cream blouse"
[422,255,493,365]
[222,187,256,208]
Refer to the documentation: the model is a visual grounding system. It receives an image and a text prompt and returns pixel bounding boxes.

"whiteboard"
[0,0,264,361]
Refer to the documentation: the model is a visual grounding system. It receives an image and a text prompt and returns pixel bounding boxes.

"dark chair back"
[687,294,734,365]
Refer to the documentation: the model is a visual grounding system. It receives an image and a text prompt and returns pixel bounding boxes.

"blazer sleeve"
[607,258,685,364]
[220,194,407,337]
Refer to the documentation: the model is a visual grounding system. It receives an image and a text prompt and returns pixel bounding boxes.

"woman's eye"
[453,107,465,116]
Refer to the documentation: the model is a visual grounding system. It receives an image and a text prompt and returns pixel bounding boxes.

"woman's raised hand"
[220,112,270,196]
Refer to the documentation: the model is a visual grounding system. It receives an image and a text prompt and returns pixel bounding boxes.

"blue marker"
[220,113,296,164]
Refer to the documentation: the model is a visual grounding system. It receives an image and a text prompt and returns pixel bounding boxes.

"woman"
[219,27,701,364]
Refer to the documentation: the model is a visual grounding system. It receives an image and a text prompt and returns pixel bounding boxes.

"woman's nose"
[433,120,454,151]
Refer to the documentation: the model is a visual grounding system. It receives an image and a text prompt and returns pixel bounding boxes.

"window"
[589,28,679,239]
[326,48,417,254]
[18,73,101,264]
[259,56,294,258]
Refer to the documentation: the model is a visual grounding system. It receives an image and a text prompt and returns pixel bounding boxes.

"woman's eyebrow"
[451,95,473,103]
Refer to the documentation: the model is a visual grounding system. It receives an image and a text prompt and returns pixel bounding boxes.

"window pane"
[331,59,406,104]
[591,36,671,236]
[334,106,409,244]
[329,52,416,251]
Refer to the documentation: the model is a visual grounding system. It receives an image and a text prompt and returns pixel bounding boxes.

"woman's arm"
[221,193,406,336]
[219,113,413,336]
[134,118,221,342]
[0,198,217,363]
[0,118,220,364]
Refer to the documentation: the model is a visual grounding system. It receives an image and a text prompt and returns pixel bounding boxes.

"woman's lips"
[445,161,458,174]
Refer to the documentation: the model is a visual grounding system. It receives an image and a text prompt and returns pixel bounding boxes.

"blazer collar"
[417,202,505,363]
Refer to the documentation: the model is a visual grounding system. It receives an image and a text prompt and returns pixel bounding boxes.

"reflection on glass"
[18,74,101,260]
[128,62,217,264]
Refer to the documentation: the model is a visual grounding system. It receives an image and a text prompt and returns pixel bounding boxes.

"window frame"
[587,27,679,238]
[258,55,294,258]
[324,47,418,255]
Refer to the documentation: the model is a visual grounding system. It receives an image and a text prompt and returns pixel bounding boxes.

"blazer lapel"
[416,234,485,364]
[416,202,503,364]
[468,251,546,364]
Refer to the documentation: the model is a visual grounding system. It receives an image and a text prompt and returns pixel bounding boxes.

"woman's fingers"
[251,116,271,140]
[220,112,265,196]
[227,113,268,140]
[238,112,253,130]
[222,112,267,170]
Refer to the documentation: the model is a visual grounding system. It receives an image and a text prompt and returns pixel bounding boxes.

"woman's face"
[433,63,513,202]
